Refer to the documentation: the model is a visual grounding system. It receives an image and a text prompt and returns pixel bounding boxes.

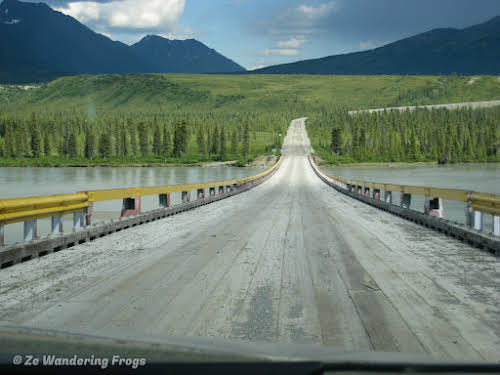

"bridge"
[0,118,499,362]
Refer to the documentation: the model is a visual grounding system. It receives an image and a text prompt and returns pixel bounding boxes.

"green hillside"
[0,73,498,167]
[1,74,499,115]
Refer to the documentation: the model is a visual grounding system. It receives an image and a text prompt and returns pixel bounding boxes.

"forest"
[0,74,499,166]
[308,106,500,164]
[0,110,289,166]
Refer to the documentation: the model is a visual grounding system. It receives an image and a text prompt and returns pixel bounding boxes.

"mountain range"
[250,16,500,75]
[0,0,499,83]
[0,0,244,83]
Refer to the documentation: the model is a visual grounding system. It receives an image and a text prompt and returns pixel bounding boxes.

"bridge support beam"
[24,220,37,241]
[159,193,170,208]
[494,216,500,237]
[197,189,205,200]
[121,197,141,218]
[373,189,381,201]
[364,187,370,197]
[209,187,216,197]
[182,191,191,203]
[400,193,411,209]
[384,191,392,204]
[424,197,444,218]
[51,216,63,234]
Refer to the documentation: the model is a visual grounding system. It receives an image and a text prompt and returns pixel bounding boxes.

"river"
[1,163,499,245]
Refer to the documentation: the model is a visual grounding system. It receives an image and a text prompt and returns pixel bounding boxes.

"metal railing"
[0,157,282,247]
[310,156,500,237]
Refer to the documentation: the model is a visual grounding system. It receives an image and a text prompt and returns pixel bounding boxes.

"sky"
[14,0,500,70]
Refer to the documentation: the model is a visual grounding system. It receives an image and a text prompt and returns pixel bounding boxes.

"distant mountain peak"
[0,0,245,83]
[251,15,500,75]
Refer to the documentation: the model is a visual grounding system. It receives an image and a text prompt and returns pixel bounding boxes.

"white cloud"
[276,37,307,49]
[358,40,376,50]
[262,48,300,56]
[248,64,266,71]
[56,0,185,30]
[296,2,338,20]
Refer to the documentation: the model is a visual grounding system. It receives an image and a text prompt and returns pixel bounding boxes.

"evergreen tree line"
[309,106,500,163]
[0,111,285,161]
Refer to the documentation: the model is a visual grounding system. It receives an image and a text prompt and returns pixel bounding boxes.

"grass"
[1,74,499,115]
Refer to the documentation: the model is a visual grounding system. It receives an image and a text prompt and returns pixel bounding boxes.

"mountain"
[251,16,500,75]
[131,35,244,74]
[0,0,244,83]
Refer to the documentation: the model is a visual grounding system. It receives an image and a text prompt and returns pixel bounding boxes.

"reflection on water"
[0,166,266,245]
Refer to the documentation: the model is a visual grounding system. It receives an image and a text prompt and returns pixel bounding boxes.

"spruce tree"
[99,132,112,158]
[30,112,42,158]
[211,125,219,157]
[138,122,149,156]
[219,124,226,160]
[153,122,162,156]
[197,125,205,155]
[242,122,250,156]
[330,125,341,155]
[162,127,172,159]
[231,128,238,156]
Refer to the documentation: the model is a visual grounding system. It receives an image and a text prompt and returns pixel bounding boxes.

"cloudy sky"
[16,0,500,69]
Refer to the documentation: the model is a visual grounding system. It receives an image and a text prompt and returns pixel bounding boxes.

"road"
[0,118,499,362]
[348,99,500,115]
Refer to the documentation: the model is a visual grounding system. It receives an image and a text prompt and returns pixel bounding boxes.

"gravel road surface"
[349,100,500,115]
[0,118,498,362]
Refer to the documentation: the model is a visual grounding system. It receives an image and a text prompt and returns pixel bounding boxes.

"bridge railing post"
[121,197,141,218]
[51,216,63,234]
[364,187,370,197]
[159,193,170,208]
[384,191,392,204]
[424,197,444,218]
[400,193,411,209]
[197,188,205,200]
[73,212,84,229]
[494,216,500,237]
[24,220,37,241]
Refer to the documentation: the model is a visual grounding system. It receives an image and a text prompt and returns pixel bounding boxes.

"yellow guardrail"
[317,164,500,217]
[87,156,282,202]
[0,157,283,226]
[0,193,88,225]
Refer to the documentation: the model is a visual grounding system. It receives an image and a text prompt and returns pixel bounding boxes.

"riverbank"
[314,155,500,168]
[0,157,257,168]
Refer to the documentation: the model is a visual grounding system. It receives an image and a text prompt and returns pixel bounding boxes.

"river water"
[0,166,266,245]
[323,162,500,232]
[1,163,499,245]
